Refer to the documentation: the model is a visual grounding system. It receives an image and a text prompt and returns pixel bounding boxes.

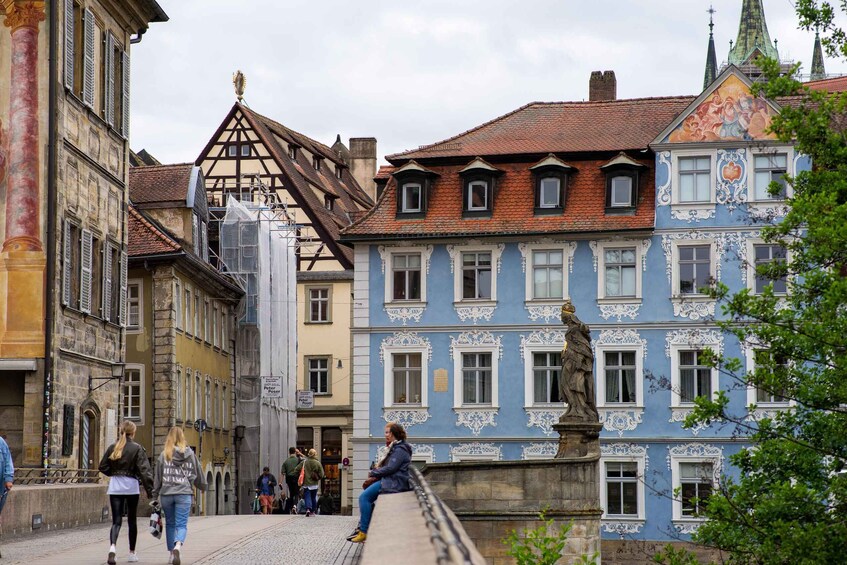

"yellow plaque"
[433,368,449,392]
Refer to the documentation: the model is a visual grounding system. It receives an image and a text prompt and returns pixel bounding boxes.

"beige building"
[127,163,242,514]
[0,0,165,475]
[197,102,375,513]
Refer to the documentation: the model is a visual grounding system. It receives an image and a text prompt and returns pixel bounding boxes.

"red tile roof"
[375,165,395,180]
[388,96,694,162]
[128,205,181,257]
[805,75,847,92]
[129,163,194,205]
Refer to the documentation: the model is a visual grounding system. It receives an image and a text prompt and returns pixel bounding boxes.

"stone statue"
[233,70,246,103]
[559,301,599,422]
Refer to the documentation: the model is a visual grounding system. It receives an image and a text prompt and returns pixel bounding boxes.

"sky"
[130,0,847,166]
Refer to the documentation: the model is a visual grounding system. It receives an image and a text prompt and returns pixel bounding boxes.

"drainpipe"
[42,0,59,470]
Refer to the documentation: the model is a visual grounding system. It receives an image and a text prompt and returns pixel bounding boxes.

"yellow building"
[197,102,375,513]
[127,164,243,515]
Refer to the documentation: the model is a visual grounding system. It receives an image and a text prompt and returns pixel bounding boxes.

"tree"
[676,3,847,564]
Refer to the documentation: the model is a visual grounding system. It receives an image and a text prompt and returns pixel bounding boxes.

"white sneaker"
[167,552,174,565]
[128,553,139,562]
[108,544,117,565]
[172,542,181,565]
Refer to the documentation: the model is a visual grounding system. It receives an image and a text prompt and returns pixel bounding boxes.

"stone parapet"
[0,483,109,538]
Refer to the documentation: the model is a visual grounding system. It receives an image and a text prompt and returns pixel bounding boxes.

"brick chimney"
[589,71,616,102]
[349,137,377,202]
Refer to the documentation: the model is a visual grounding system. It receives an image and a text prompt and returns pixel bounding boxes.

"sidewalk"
[0,514,359,564]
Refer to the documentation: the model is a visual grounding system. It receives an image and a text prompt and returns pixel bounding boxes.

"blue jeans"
[358,480,381,533]
[303,487,317,513]
[161,494,192,551]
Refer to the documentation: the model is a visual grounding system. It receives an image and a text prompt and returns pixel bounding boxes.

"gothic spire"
[728,0,779,66]
[704,5,718,88]
[810,30,826,81]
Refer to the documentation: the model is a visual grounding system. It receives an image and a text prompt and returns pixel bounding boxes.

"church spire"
[810,30,826,81]
[703,5,718,88]
[728,0,779,66]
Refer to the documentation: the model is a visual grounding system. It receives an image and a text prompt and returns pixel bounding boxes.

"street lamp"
[89,362,125,392]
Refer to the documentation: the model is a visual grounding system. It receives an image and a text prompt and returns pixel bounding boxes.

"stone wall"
[601,539,724,565]
[0,484,109,538]
[423,457,602,565]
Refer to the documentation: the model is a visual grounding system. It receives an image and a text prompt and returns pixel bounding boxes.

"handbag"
[297,464,306,487]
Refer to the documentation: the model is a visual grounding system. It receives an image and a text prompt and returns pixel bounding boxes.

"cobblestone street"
[0,515,361,565]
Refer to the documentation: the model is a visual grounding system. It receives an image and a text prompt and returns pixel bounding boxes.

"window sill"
[385,301,427,308]
[454,300,496,307]
[597,297,641,305]
[304,320,333,325]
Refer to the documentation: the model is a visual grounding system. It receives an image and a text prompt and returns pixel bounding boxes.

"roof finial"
[708,5,716,36]
[232,70,246,103]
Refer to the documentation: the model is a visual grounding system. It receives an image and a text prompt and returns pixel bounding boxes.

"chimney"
[349,137,377,203]
[589,70,616,102]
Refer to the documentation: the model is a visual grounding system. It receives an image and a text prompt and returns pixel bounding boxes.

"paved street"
[0,515,361,565]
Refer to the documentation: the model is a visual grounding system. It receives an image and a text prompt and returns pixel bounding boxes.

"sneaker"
[108,544,117,565]
[305,510,312,517]
[350,531,367,543]
[172,542,181,565]
[345,528,361,541]
[128,553,139,563]
[168,552,174,565]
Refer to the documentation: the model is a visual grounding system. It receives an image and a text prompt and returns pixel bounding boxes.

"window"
[603,351,637,404]
[392,353,422,404]
[288,145,298,159]
[102,242,124,325]
[313,156,322,171]
[103,32,129,136]
[194,293,201,336]
[678,157,711,202]
[467,180,488,211]
[530,155,570,214]
[605,462,639,517]
[750,350,790,405]
[174,281,182,331]
[204,299,211,342]
[604,248,636,298]
[462,352,492,404]
[307,357,330,394]
[192,214,200,256]
[175,366,183,421]
[307,287,330,323]
[123,367,142,422]
[753,244,787,295]
[324,195,334,211]
[462,252,492,300]
[679,462,714,518]
[184,287,192,334]
[204,378,211,423]
[194,373,201,421]
[609,176,633,208]
[678,245,711,295]
[539,177,561,208]
[392,254,421,301]
[401,183,422,213]
[127,281,141,330]
[221,386,228,429]
[679,350,712,404]
[213,383,220,427]
[221,310,228,352]
[335,165,343,179]
[241,144,251,157]
[532,352,562,404]
[212,304,219,348]
[227,145,237,157]
[753,153,787,200]
[532,250,564,300]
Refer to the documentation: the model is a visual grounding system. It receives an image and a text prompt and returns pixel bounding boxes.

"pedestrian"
[98,420,154,565]
[318,491,334,515]
[281,447,302,514]
[255,466,277,515]
[152,426,207,565]
[0,434,15,560]
[349,422,412,543]
[294,448,325,517]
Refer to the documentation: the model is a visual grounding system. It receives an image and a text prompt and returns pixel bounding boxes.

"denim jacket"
[0,436,13,485]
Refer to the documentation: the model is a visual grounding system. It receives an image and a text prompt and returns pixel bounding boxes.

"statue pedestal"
[553,420,602,459]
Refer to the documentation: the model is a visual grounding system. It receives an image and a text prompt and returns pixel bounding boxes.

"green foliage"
[679,5,847,564]
[652,544,708,565]
[502,511,598,565]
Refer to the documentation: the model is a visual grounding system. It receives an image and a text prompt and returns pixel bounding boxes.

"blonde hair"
[307,448,317,458]
[163,426,187,462]
[110,421,137,460]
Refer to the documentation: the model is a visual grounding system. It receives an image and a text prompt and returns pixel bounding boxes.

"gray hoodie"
[152,446,207,498]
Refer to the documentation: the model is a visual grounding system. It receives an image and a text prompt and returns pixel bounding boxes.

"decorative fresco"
[667,74,777,143]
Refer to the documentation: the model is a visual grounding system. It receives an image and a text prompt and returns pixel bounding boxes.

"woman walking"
[152,426,207,565]
[295,448,325,517]
[98,421,154,564]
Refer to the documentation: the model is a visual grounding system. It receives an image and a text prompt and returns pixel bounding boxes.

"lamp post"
[234,425,245,514]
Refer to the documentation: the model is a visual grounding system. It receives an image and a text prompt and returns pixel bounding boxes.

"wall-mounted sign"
[296,390,314,409]
[262,376,282,398]
[433,369,449,392]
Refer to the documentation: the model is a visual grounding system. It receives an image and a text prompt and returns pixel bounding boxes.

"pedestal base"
[553,420,602,459]
[0,249,45,357]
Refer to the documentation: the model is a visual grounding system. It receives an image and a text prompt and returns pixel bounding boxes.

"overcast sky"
[130,0,847,165]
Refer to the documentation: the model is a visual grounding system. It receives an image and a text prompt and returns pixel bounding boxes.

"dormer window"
[600,152,645,214]
[392,160,439,218]
[335,165,343,179]
[313,156,322,171]
[288,145,298,159]
[401,183,422,212]
[324,195,334,211]
[530,154,573,215]
[459,158,501,218]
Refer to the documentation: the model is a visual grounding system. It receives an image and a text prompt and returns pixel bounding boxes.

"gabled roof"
[127,205,181,257]
[600,152,647,169]
[387,96,693,162]
[459,158,502,174]
[392,160,439,177]
[530,154,575,171]
[129,163,196,206]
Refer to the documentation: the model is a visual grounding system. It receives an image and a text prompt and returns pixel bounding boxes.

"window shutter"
[62,220,72,306]
[121,51,130,138]
[102,243,112,321]
[104,33,115,126]
[80,229,93,313]
[64,0,74,89]
[119,250,128,326]
[82,8,95,108]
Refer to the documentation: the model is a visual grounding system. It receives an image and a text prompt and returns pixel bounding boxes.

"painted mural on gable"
[667,74,777,143]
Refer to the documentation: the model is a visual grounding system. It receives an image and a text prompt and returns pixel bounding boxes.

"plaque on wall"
[433,369,448,392]
[62,404,75,456]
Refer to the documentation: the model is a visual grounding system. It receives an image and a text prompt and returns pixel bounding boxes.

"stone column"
[0,0,46,358]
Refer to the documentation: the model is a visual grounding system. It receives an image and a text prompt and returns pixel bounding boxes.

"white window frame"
[213,382,220,428]
[670,346,720,408]
[745,238,789,296]
[306,355,332,395]
[401,182,422,213]
[184,286,192,335]
[671,150,716,217]
[524,243,571,303]
[523,344,565,408]
[467,179,489,211]
[212,304,219,348]
[126,279,142,332]
[204,377,211,423]
[745,348,793,409]
[384,247,428,305]
[609,175,634,208]
[670,239,717,299]
[600,455,646,522]
[175,365,184,422]
[123,364,144,424]
[670,454,719,523]
[748,147,794,204]
[450,244,502,305]
[174,281,183,332]
[307,286,331,323]
[595,240,646,303]
[384,346,430,409]
[453,345,499,409]
[194,372,201,422]
[539,177,561,208]
[596,345,644,409]
[221,385,229,430]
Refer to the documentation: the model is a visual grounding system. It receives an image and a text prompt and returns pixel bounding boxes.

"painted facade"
[0,0,165,476]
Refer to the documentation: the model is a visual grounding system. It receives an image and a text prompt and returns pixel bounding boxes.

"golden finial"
[232,70,246,103]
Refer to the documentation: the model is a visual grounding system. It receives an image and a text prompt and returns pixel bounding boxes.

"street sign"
[261,376,283,398]
[296,390,314,409]
[193,419,208,433]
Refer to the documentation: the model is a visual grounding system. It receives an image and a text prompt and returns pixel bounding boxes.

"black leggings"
[109,494,140,550]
